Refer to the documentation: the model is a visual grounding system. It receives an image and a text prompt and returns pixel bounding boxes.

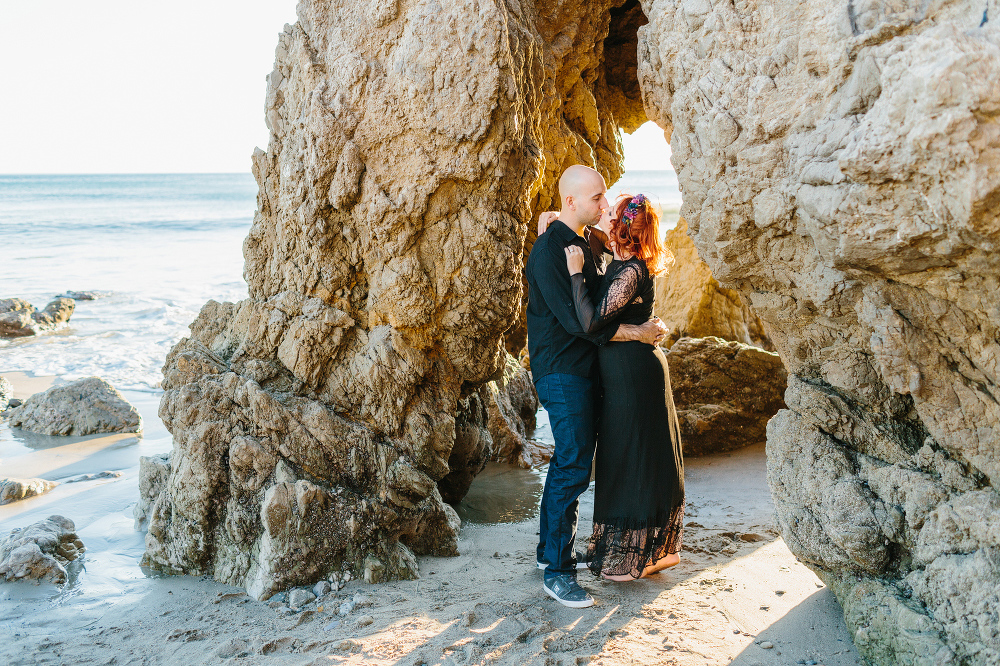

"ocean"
[0,170,681,391]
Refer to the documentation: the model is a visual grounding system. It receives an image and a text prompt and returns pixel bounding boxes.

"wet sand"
[0,372,862,665]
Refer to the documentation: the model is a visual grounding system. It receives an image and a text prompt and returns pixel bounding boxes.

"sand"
[0,371,862,666]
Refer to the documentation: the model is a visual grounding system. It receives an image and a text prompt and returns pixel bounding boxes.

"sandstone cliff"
[655,218,771,350]
[641,3,1000,663]
[141,0,644,600]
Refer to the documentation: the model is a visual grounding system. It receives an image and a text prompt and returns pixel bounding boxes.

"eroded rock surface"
[139,0,645,600]
[0,478,59,505]
[9,377,141,436]
[642,3,1000,663]
[655,219,771,350]
[667,337,786,456]
[0,516,85,584]
[0,298,74,338]
[484,353,544,468]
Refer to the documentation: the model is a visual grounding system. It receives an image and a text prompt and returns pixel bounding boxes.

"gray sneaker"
[543,574,595,608]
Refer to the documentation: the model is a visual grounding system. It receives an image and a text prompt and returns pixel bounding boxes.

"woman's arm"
[565,249,643,334]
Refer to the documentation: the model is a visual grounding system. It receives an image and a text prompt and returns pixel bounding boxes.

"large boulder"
[667,337,786,456]
[0,516,85,584]
[0,298,74,338]
[642,3,1000,663]
[139,0,646,600]
[8,377,141,436]
[655,219,772,350]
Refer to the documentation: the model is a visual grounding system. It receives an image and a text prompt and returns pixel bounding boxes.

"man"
[526,165,666,608]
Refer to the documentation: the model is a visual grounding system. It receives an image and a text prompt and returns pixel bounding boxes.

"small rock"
[7,398,22,409]
[313,580,331,597]
[355,614,374,627]
[288,588,316,609]
[56,290,111,301]
[65,471,123,484]
[0,515,85,583]
[323,620,341,631]
[0,478,58,505]
[339,601,355,616]
[774,590,785,596]
[8,377,141,436]
[0,298,74,338]
[760,641,774,649]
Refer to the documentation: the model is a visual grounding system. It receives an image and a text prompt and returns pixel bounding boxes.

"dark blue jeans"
[535,372,599,577]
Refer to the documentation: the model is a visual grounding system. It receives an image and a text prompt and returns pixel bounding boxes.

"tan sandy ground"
[0,372,862,666]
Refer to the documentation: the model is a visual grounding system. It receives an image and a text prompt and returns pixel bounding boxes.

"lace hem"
[586,504,685,579]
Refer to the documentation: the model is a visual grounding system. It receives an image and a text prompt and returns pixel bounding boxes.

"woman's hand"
[565,246,585,275]
[538,211,559,236]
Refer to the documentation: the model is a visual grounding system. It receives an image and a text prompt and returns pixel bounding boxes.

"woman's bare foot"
[640,553,680,577]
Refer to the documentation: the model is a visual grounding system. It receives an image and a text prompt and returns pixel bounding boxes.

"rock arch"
[140,2,1000,663]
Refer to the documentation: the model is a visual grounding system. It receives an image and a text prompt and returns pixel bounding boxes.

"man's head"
[558,165,608,231]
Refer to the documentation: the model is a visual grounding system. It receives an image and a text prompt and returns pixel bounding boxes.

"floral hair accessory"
[622,193,647,226]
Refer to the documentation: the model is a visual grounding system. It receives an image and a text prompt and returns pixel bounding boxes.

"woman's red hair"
[610,194,673,276]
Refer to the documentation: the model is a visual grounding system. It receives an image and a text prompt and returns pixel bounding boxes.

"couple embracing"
[527,165,685,608]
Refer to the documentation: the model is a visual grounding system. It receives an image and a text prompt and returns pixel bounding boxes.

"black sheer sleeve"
[570,262,643,334]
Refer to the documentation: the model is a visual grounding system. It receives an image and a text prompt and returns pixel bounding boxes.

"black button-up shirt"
[525,220,615,382]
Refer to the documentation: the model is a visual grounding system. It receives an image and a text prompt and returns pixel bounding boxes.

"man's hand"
[538,211,559,236]
[611,317,668,346]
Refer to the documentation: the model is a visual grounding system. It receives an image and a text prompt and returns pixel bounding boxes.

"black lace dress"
[570,257,685,579]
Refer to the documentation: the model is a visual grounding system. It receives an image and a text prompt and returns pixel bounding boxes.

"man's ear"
[565,195,575,211]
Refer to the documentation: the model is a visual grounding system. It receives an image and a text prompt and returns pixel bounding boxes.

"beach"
[1,369,860,665]
[1,172,860,665]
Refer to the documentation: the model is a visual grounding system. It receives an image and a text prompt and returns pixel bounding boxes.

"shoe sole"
[543,582,595,608]
[536,561,589,570]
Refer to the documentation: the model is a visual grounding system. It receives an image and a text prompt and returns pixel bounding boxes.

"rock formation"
[0,516,85,584]
[140,0,648,600]
[667,337,786,456]
[141,4,1000,659]
[655,219,771,350]
[0,298,74,338]
[9,377,141,436]
[0,478,59,505]
[484,353,546,468]
[641,3,1000,663]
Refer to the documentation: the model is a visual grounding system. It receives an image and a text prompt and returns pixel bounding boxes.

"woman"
[562,193,685,581]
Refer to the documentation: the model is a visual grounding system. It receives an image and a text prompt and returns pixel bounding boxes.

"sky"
[0,2,671,174]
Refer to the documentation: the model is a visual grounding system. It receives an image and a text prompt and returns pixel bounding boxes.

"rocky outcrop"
[655,219,771,350]
[9,377,141,436]
[642,4,1000,663]
[484,354,545,468]
[667,337,786,456]
[0,478,59,505]
[139,0,647,599]
[0,516,85,584]
[0,298,74,338]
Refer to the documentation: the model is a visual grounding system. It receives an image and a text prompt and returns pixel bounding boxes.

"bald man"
[526,165,666,608]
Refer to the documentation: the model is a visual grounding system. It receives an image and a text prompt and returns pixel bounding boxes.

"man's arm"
[533,241,616,345]
[612,318,668,345]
